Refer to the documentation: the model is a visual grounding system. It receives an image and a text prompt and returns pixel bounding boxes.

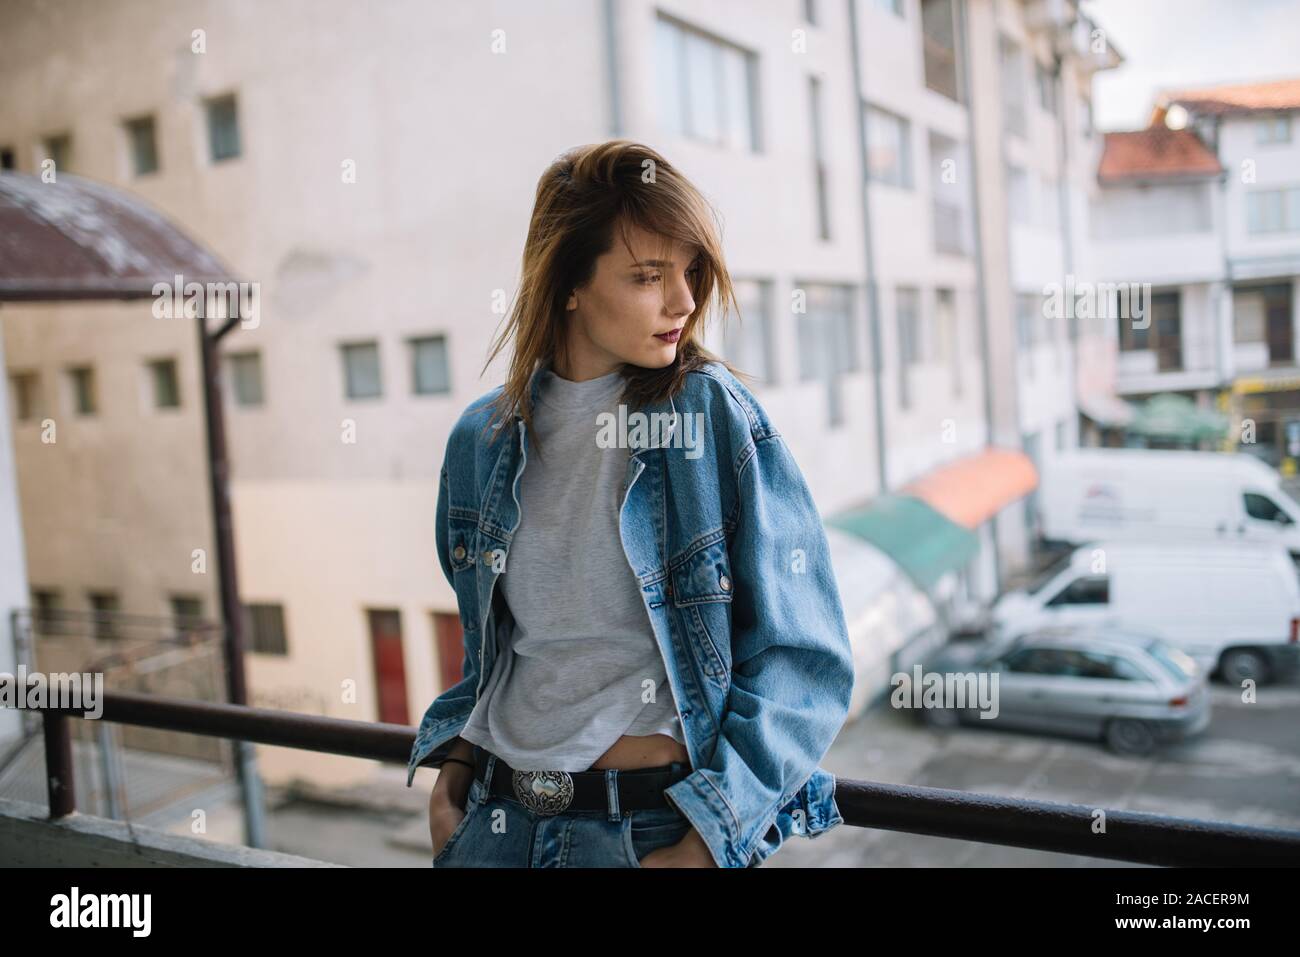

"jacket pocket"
[671,535,733,688]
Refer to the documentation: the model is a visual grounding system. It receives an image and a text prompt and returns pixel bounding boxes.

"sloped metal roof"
[0,171,237,301]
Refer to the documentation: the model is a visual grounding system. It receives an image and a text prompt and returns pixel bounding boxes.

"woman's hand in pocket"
[429,789,467,857]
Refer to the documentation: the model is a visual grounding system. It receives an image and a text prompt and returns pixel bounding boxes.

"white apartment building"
[1091,78,1300,466]
[1,0,1126,789]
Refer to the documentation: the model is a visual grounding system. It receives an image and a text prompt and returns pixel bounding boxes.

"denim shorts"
[431,751,696,868]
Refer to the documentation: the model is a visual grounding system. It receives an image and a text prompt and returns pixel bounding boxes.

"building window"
[205,93,241,162]
[148,358,180,408]
[244,603,288,656]
[1055,419,1067,452]
[42,133,72,174]
[342,341,382,399]
[723,279,775,385]
[1016,292,1040,352]
[170,595,204,638]
[9,371,41,421]
[802,0,817,24]
[655,16,760,152]
[896,287,921,410]
[1036,61,1057,115]
[1006,162,1031,225]
[1079,95,1093,139]
[1119,291,1182,372]
[124,115,159,176]
[797,283,857,426]
[936,287,960,396]
[930,130,971,255]
[1246,187,1300,234]
[1000,36,1027,138]
[874,0,904,15]
[88,591,120,641]
[226,351,264,406]
[67,366,96,415]
[921,0,961,102]
[865,104,912,188]
[1256,114,1292,145]
[410,335,451,395]
[31,588,64,635]
[809,76,830,240]
[1,146,15,170]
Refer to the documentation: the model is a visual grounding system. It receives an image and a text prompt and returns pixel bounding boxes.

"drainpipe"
[847,0,889,494]
[955,0,1003,591]
[603,0,623,136]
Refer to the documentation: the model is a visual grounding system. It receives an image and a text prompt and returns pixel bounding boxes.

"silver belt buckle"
[512,769,575,815]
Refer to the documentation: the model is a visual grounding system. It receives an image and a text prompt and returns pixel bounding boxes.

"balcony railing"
[23,686,1300,866]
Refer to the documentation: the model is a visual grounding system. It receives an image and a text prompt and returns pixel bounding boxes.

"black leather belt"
[472,744,689,815]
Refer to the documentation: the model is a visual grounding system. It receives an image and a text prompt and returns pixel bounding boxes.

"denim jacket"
[406,359,855,867]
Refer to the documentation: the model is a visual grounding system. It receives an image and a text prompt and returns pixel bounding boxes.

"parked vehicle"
[1036,448,1300,560]
[908,627,1210,756]
[992,540,1300,685]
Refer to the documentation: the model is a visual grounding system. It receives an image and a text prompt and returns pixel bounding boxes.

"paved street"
[771,676,1300,867]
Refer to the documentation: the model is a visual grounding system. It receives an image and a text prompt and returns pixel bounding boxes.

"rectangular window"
[655,16,759,152]
[1036,61,1057,115]
[809,76,830,240]
[1006,163,1031,225]
[1256,114,1292,145]
[342,341,382,399]
[227,351,264,406]
[67,366,96,415]
[88,591,120,641]
[921,0,961,102]
[1016,292,1040,351]
[896,287,921,410]
[724,279,776,385]
[936,287,960,396]
[170,595,204,638]
[803,0,817,24]
[1,147,15,170]
[10,371,41,421]
[244,602,288,656]
[148,358,180,408]
[43,133,72,174]
[411,335,451,395]
[930,130,970,255]
[1123,290,1182,371]
[205,93,241,162]
[1000,36,1026,138]
[797,283,857,426]
[865,104,912,188]
[1246,187,1300,234]
[31,589,62,635]
[874,0,903,14]
[125,115,159,176]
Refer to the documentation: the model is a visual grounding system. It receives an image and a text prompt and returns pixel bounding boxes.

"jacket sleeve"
[435,461,455,588]
[662,430,855,867]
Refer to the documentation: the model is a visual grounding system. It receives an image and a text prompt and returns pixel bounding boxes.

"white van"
[992,540,1300,685]
[1037,449,1300,559]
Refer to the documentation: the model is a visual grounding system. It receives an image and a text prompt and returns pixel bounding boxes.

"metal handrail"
[25,686,1300,866]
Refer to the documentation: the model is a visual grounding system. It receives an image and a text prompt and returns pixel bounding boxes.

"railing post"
[42,709,75,818]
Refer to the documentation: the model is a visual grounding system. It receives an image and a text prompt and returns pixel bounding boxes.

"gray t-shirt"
[458,366,686,772]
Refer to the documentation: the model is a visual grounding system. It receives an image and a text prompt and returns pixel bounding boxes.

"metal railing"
[26,686,1300,867]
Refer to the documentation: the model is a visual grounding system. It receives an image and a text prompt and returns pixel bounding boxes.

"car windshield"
[1024,554,1074,595]
[1146,640,1198,681]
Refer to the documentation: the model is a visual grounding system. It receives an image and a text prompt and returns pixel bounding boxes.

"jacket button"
[453,545,466,561]
[719,574,731,592]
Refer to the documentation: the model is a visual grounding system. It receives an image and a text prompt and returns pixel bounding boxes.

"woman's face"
[561,222,701,379]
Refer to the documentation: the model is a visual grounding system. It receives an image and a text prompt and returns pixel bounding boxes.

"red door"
[433,611,465,691]
[367,609,409,726]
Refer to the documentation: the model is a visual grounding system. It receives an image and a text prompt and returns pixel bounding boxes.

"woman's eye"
[638,273,662,284]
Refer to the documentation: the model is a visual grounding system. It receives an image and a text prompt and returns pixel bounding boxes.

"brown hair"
[480,139,750,447]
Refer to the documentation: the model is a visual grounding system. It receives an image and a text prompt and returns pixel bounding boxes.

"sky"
[1082,0,1300,131]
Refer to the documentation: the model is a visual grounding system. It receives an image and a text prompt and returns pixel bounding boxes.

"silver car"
[909,627,1211,755]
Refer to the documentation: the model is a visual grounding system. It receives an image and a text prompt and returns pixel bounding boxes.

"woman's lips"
[654,328,682,343]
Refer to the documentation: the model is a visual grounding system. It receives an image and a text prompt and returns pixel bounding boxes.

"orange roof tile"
[1098,128,1222,184]
[1161,77,1300,116]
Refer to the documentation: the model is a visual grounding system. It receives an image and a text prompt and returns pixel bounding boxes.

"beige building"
[1,0,1125,794]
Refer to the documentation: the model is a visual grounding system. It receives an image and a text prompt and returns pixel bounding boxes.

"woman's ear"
[566,290,578,310]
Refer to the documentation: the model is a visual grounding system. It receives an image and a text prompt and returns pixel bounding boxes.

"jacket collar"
[513,358,680,459]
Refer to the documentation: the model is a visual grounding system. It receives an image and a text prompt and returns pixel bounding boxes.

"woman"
[412,139,854,868]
